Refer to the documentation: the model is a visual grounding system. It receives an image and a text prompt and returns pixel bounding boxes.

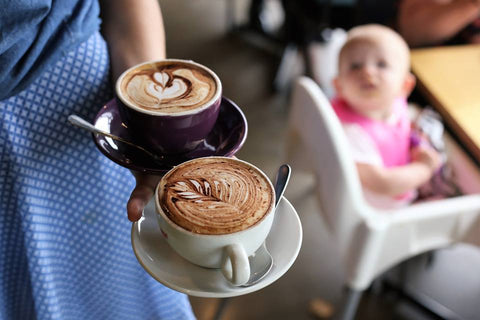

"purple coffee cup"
[115,59,222,154]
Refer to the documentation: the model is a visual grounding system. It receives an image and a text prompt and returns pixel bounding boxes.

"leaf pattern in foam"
[160,158,273,234]
[172,177,237,204]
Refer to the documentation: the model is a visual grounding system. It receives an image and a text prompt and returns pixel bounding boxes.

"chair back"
[287,77,372,248]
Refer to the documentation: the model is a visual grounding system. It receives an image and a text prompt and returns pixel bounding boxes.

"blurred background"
[159,1,480,319]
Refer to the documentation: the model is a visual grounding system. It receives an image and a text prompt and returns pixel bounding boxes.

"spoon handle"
[68,114,136,148]
[68,115,128,143]
[274,164,291,207]
[68,115,103,133]
[67,115,163,162]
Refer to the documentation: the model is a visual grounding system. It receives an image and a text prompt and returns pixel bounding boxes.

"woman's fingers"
[127,172,162,222]
[127,184,153,221]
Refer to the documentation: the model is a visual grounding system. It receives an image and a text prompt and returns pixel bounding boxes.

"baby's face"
[335,38,409,117]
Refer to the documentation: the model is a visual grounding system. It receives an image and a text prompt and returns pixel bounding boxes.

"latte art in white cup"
[158,156,274,235]
[155,157,275,286]
[117,59,221,115]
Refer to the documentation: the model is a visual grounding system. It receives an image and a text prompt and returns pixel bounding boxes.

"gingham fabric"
[0,32,195,320]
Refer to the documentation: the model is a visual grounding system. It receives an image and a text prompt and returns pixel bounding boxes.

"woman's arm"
[398,0,480,47]
[100,0,166,81]
[99,0,167,221]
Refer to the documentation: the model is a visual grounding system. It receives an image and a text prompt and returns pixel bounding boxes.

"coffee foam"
[119,60,219,115]
[158,157,274,235]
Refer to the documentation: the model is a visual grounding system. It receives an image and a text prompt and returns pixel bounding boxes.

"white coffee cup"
[154,157,275,286]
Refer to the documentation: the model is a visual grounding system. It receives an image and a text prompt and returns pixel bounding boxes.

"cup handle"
[221,244,250,286]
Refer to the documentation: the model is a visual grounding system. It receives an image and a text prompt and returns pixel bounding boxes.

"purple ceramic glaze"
[115,59,223,154]
[92,97,247,174]
[117,96,221,154]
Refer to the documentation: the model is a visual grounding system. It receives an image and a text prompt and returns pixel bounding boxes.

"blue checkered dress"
[0,32,195,320]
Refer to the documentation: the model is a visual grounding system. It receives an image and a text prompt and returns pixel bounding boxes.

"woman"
[0,0,195,319]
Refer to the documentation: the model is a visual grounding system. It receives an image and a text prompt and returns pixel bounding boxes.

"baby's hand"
[411,145,442,174]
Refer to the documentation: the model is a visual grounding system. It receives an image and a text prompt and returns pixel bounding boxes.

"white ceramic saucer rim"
[131,197,302,298]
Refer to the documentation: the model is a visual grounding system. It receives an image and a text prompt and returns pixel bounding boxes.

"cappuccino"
[115,59,222,154]
[117,60,220,115]
[157,157,275,235]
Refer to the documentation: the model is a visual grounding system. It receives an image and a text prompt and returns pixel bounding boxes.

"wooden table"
[410,45,480,163]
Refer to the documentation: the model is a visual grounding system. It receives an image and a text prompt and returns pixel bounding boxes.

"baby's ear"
[402,72,416,96]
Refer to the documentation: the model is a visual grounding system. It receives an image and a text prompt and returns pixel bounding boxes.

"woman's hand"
[127,172,163,222]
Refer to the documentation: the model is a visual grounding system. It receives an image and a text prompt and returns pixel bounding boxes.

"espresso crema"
[119,60,219,114]
[158,157,274,235]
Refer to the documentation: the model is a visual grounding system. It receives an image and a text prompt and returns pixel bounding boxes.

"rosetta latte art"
[121,61,217,114]
[159,158,274,235]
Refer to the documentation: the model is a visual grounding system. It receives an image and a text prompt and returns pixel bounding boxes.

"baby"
[332,24,442,209]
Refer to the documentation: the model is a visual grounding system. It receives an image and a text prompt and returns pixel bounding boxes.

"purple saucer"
[92,97,248,174]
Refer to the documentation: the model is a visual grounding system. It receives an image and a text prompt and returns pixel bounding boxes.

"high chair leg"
[334,287,363,320]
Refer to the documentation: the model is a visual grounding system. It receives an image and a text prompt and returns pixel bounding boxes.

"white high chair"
[286,77,480,320]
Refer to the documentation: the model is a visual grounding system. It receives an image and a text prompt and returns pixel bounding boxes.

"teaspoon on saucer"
[68,115,166,165]
[240,164,291,287]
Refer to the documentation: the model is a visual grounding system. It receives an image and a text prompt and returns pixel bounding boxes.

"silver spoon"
[240,164,291,287]
[67,115,165,164]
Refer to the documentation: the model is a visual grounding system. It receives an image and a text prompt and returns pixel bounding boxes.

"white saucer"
[131,197,303,298]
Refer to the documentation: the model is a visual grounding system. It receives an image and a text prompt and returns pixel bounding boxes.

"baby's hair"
[339,24,411,72]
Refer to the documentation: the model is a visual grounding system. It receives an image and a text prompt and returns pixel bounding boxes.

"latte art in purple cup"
[158,157,275,235]
[115,59,223,154]
[119,60,219,115]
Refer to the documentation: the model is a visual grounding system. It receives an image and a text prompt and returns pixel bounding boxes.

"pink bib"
[331,97,411,168]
